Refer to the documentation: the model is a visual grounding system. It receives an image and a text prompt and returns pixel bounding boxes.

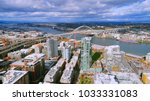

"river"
[30,27,150,56]
[70,34,150,56]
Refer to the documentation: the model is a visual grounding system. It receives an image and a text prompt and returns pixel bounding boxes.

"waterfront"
[1,24,150,56]
[69,34,150,56]
[28,27,150,56]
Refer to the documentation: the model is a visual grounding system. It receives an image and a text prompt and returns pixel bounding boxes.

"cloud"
[0,0,149,22]
[109,0,150,16]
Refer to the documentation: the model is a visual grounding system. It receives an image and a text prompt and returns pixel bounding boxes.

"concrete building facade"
[47,39,58,59]
[146,53,150,63]
[80,37,92,70]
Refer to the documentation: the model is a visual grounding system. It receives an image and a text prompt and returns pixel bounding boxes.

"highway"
[0,37,47,58]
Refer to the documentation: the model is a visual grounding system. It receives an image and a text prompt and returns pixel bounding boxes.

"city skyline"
[0,0,150,22]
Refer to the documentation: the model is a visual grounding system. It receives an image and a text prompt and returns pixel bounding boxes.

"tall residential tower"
[80,37,92,70]
[46,39,58,59]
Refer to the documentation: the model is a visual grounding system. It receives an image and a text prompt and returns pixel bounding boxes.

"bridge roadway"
[52,27,127,36]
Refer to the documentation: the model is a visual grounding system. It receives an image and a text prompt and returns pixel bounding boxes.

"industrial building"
[80,37,92,70]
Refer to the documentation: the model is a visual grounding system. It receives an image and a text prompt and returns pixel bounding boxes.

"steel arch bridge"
[73,25,94,32]
[63,25,94,39]
[53,25,127,38]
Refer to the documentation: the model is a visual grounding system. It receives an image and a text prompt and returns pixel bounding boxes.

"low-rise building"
[128,60,144,75]
[60,55,79,84]
[31,44,43,53]
[8,48,33,60]
[60,63,74,84]
[10,53,45,83]
[44,58,66,83]
[103,45,131,72]
[2,70,29,84]
[94,72,142,84]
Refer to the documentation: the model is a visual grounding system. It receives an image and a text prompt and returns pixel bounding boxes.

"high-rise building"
[80,37,92,70]
[62,45,71,61]
[47,39,58,59]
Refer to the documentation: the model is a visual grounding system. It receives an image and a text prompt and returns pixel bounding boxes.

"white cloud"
[109,0,150,16]
[0,0,149,22]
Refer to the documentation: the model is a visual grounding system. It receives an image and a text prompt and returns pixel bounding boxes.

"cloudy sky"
[0,0,150,22]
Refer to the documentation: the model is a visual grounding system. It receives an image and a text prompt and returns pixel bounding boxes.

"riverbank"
[69,34,150,56]
[137,40,150,44]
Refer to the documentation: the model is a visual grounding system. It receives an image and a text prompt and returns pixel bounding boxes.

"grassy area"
[92,52,101,62]
[79,75,94,84]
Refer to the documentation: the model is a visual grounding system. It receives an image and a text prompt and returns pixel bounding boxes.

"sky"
[0,0,150,22]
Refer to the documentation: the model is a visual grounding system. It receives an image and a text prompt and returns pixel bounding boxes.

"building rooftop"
[60,65,73,84]
[70,56,78,68]
[130,60,143,68]
[92,44,105,50]
[3,70,28,84]
[20,48,32,54]
[55,58,65,67]
[24,53,44,60]
[44,58,66,83]
[94,72,142,84]
[44,66,59,83]
[126,53,143,59]
[60,52,79,84]
[10,53,45,67]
